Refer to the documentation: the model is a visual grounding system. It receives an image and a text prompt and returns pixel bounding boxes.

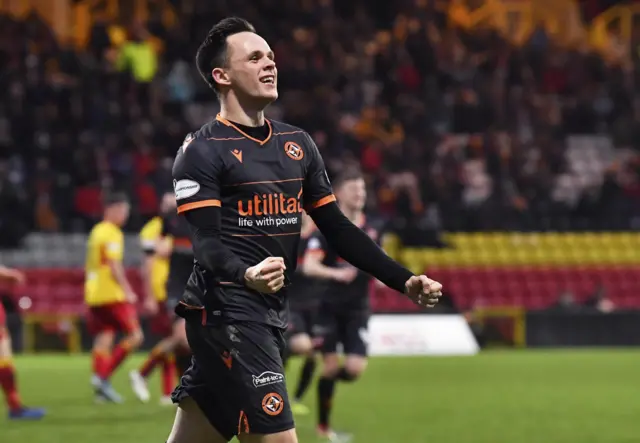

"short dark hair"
[196,17,256,93]
[103,191,129,206]
[333,168,364,190]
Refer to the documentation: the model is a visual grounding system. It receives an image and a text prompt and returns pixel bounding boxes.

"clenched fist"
[404,275,443,308]
[245,257,287,294]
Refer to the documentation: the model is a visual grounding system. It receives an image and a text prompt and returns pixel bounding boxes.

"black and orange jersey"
[305,216,379,311]
[288,231,320,310]
[161,211,194,294]
[172,114,335,328]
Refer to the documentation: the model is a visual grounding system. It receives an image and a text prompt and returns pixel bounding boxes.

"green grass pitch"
[1,350,638,443]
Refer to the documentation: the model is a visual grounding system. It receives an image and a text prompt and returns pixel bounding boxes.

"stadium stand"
[0,0,639,321]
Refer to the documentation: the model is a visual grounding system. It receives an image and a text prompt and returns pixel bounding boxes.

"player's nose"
[263,59,276,71]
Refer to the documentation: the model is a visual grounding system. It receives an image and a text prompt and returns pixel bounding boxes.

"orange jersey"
[84,221,126,306]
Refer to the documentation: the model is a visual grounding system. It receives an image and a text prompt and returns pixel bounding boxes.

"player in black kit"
[283,213,320,416]
[165,17,443,443]
[302,169,376,439]
[130,193,193,403]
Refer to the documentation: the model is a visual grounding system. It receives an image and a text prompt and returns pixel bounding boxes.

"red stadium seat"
[3,265,640,315]
[377,265,640,310]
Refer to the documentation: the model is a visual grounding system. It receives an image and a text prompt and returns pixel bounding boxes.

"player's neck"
[102,213,120,227]
[219,99,265,127]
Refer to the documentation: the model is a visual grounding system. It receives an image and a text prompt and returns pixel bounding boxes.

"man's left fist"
[404,275,443,308]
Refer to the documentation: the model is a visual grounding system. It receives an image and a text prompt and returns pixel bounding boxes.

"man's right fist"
[245,257,287,294]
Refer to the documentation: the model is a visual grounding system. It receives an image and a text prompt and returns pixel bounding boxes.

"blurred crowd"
[1,0,640,244]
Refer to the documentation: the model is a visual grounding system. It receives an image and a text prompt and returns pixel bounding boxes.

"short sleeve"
[302,133,335,212]
[304,232,327,260]
[140,238,156,254]
[173,135,223,214]
[103,229,123,261]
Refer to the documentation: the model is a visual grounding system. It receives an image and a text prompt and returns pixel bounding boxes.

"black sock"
[317,376,336,428]
[336,366,357,382]
[294,356,316,400]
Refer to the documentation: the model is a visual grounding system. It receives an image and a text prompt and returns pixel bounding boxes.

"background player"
[130,192,192,404]
[165,17,441,443]
[0,266,45,420]
[85,192,143,403]
[130,191,176,404]
[302,169,375,440]
[284,212,320,416]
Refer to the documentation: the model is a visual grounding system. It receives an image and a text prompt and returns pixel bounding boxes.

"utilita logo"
[237,188,303,217]
[252,371,285,388]
[237,188,303,228]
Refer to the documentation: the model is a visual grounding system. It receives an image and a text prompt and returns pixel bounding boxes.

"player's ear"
[212,68,231,88]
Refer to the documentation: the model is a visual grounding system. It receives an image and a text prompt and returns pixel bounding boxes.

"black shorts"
[172,319,294,440]
[286,306,316,339]
[316,304,369,356]
[166,273,190,305]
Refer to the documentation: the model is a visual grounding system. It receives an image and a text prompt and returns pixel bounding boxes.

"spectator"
[0,2,638,236]
[584,284,616,313]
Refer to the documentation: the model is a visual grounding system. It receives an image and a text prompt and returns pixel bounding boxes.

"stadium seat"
[3,262,639,315]
[2,231,640,316]
[377,262,640,311]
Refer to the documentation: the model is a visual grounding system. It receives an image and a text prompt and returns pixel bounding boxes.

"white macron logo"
[252,371,284,388]
[174,179,200,200]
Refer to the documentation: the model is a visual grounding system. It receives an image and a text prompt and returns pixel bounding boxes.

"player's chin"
[257,84,278,101]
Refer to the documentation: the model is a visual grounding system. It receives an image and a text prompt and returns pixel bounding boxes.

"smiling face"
[212,32,278,105]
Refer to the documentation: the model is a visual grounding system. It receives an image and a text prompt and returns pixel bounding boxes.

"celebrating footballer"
[165,17,442,443]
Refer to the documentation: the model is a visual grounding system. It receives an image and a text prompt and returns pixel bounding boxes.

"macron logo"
[231,149,243,163]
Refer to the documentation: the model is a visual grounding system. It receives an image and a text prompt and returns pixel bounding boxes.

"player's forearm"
[302,260,340,281]
[192,235,249,284]
[155,237,172,258]
[141,258,155,300]
[310,203,412,293]
[183,207,250,285]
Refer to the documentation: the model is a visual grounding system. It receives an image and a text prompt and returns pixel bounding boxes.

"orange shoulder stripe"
[306,194,336,211]
[177,199,221,214]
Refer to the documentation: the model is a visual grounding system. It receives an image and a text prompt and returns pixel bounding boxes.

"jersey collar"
[216,114,273,145]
